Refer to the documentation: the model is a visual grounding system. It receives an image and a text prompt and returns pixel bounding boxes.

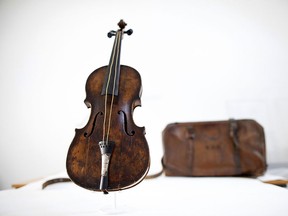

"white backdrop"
[0,0,288,189]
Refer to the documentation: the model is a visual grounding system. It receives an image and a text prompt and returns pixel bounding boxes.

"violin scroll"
[107,20,133,38]
[118,19,127,29]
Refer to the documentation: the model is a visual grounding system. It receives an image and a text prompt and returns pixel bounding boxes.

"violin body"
[66,21,150,193]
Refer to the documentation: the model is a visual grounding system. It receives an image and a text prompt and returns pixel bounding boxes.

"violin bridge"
[98,141,115,194]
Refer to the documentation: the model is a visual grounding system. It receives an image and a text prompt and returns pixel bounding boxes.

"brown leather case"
[162,119,267,177]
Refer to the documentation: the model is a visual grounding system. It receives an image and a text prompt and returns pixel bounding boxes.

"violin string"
[102,32,119,142]
[106,32,121,143]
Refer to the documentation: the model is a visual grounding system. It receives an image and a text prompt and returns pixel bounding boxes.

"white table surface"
[1,172,288,216]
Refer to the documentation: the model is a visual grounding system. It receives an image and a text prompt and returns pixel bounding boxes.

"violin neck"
[101,30,123,96]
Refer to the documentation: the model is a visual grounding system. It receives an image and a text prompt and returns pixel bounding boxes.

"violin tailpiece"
[98,141,115,194]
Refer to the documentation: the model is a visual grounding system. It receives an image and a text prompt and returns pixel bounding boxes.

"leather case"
[162,119,267,177]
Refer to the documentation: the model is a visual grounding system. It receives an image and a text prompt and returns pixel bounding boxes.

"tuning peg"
[124,29,133,36]
[107,30,116,38]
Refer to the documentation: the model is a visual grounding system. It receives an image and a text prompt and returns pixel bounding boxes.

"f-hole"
[118,110,135,136]
[84,112,103,137]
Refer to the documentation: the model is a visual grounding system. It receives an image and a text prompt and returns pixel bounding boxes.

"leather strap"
[42,178,71,189]
[229,119,242,175]
[145,169,164,179]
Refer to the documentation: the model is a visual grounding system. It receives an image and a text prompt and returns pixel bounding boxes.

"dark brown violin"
[66,20,150,194]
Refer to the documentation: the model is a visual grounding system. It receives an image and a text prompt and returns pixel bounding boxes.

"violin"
[66,20,150,194]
